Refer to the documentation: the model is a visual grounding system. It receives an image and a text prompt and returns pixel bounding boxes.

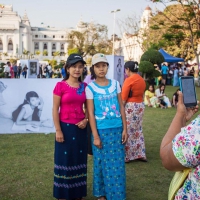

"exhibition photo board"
[0,79,61,134]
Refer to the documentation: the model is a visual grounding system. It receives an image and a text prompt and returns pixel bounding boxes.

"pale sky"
[1,0,166,36]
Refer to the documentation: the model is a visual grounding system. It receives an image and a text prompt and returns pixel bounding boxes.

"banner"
[106,55,124,86]
[19,59,39,79]
[0,79,62,134]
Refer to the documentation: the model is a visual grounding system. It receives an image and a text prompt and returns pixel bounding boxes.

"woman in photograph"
[160,92,200,199]
[86,53,127,200]
[144,84,160,108]
[53,53,88,200]
[12,91,43,126]
[155,84,172,108]
[122,61,147,163]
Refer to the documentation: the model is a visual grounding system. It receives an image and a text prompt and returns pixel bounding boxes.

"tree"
[139,49,163,79]
[53,51,60,59]
[140,49,164,64]
[150,0,200,66]
[43,50,48,56]
[67,22,111,57]
[35,50,41,56]
[117,14,144,60]
[23,49,29,56]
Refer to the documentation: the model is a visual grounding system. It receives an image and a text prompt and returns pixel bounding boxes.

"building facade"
[0,5,82,61]
[114,6,152,62]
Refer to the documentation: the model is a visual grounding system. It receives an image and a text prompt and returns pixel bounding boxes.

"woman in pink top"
[53,53,88,200]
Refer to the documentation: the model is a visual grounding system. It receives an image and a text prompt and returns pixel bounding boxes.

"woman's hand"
[148,103,152,107]
[93,137,102,148]
[122,130,128,144]
[76,119,88,129]
[177,92,199,122]
[56,130,64,143]
[38,97,44,110]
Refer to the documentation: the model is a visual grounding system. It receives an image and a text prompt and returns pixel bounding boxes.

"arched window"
[0,39,3,50]
[8,39,13,51]
[43,43,47,50]
[61,44,64,50]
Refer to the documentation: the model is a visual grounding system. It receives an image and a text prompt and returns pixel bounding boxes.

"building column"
[56,42,60,52]
[3,35,8,52]
[48,42,51,56]
[39,42,43,54]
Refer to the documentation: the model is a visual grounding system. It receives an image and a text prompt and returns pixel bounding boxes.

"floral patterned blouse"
[172,115,200,199]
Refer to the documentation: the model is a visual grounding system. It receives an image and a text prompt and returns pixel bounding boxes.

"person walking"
[17,63,22,78]
[122,61,147,163]
[173,67,179,87]
[3,62,11,78]
[13,63,18,78]
[53,53,88,200]
[86,53,127,200]
[161,63,169,85]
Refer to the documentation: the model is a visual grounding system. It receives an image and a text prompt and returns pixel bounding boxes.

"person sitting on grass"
[155,84,172,108]
[172,88,180,108]
[144,84,161,108]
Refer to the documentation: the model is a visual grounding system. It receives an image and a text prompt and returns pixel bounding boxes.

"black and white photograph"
[29,61,38,78]
[0,79,61,134]
[114,56,124,86]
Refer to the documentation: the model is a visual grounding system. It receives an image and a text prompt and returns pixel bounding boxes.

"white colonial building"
[114,6,152,62]
[0,5,88,61]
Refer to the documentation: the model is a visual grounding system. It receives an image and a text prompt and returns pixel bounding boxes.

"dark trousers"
[14,72,17,78]
[87,123,93,155]
[24,71,27,78]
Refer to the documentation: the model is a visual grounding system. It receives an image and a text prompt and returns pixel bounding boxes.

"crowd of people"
[2,61,60,79]
[155,62,199,87]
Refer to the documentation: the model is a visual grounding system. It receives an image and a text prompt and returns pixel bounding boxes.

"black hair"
[12,91,40,122]
[148,84,155,93]
[159,83,165,93]
[124,61,138,73]
[89,67,96,80]
[7,61,10,65]
[90,63,109,79]
[63,61,84,82]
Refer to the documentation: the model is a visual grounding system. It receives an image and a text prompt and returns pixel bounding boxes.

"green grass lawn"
[0,85,199,200]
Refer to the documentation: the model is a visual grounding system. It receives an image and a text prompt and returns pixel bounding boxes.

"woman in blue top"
[86,53,128,200]
[173,67,179,87]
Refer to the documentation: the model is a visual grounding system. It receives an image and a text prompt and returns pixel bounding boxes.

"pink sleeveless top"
[53,81,87,124]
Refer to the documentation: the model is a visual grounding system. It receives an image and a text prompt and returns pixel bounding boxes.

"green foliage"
[43,50,48,56]
[53,51,60,57]
[67,23,111,57]
[35,50,40,56]
[54,63,64,70]
[49,60,57,67]
[139,61,154,74]
[140,49,164,65]
[0,63,5,68]
[10,59,17,64]
[68,48,80,55]
[23,49,29,55]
